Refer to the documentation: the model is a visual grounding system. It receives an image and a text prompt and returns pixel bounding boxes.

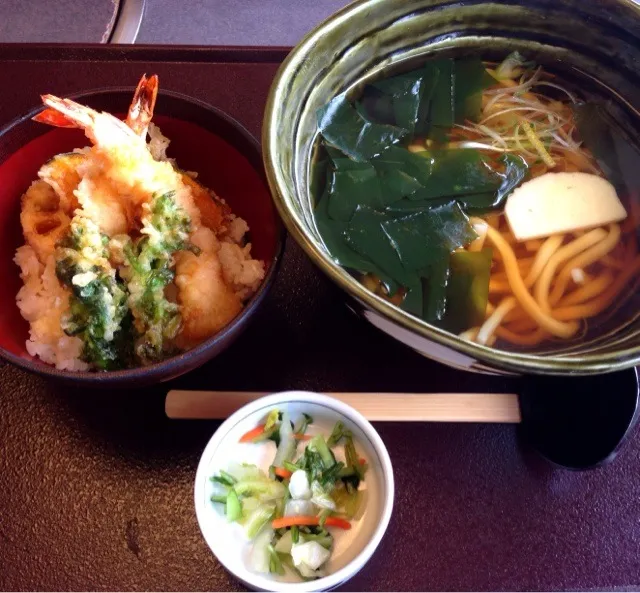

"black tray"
[0,44,638,592]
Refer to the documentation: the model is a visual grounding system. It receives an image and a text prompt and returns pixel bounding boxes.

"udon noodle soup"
[311,52,640,352]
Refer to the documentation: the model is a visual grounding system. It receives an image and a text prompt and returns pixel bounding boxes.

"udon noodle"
[450,64,639,346]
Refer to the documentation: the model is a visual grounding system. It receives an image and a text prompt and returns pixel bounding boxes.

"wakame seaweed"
[317,92,408,161]
[381,200,477,271]
[453,58,495,122]
[421,258,451,322]
[444,153,528,213]
[315,190,399,294]
[372,145,434,187]
[344,206,416,289]
[409,150,500,200]
[428,59,456,130]
[441,249,493,334]
[384,153,527,214]
[327,162,382,221]
[313,56,524,330]
[371,68,435,133]
[354,58,492,141]
[325,145,435,221]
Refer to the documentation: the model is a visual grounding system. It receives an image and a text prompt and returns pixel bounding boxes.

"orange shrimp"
[125,74,158,138]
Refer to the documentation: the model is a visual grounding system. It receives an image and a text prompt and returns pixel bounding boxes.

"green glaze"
[262,0,640,375]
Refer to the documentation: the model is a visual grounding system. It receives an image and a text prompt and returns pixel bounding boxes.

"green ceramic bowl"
[263,0,640,375]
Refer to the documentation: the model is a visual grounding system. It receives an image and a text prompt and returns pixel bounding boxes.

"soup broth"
[311,53,640,352]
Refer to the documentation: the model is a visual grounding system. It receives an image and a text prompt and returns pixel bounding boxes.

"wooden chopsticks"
[165,390,522,423]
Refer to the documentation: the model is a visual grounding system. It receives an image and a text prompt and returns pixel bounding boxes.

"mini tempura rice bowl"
[0,87,283,385]
[263,0,640,376]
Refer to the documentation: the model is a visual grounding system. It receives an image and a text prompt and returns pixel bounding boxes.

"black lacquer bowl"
[0,89,283,386]
[263,0,640,375]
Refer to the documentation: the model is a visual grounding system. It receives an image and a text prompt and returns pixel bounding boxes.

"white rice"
[218,241,265,301]
[224,214,250,244]
[14,245,88,371]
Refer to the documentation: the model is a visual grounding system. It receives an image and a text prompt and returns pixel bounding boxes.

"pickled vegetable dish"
[209,409,368,581]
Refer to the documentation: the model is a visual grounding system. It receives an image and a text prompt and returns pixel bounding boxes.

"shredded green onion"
[326,421,345,447]
[226,489,242,522]
[495,51,530,80]
[318,508,332,528]
[219,470,237,485]
[211,474,235,488]
[294,413,313,435]
[268,544,285,575]
[283,460,300,473]
[310,435,335,468]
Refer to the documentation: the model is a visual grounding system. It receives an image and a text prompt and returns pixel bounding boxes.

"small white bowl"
[194,390,394,592]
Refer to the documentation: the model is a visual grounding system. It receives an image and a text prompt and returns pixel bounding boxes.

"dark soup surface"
[311,52,640,352]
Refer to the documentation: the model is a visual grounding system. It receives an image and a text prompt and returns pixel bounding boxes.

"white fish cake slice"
[505,172,627,241]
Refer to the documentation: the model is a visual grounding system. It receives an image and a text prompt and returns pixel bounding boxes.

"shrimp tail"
[32,107,78,129]
[33,75,158,140]
[35,94,97,130]
[34,94,139,147]
[126,73,159,138]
